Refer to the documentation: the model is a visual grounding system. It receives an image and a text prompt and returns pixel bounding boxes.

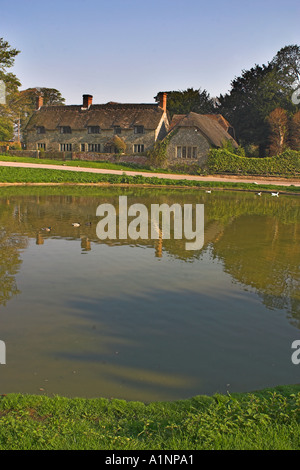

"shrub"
[206,148,300,176]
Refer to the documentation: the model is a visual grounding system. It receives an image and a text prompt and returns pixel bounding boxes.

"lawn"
[0,385,299,450]
[0,154,165,173]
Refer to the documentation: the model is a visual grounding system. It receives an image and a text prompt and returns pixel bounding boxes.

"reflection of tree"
[0,228,27,306]
[0,201,29,306]
[212,215,300,326]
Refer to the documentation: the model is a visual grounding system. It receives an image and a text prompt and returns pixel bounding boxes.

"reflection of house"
[25,93,169,154]
[166,112,238,164]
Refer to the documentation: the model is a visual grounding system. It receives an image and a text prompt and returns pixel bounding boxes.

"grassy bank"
[0,385,299,450]
[0,154,166,173]
[0,165,299,194]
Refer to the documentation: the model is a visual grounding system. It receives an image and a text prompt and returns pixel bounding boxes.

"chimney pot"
[36,95,43,110]
[83,94,93,108]
[158,92,167,112]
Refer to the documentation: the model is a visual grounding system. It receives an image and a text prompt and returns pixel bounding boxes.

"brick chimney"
[36,95,43,110]
[82,94,93,108]
[158,92,167,112]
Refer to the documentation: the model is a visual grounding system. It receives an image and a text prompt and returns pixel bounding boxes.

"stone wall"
[166,127,211,166]
[1,148,149,166]
[25,127,157,154]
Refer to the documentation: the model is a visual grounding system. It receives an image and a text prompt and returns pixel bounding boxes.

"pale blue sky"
[1,0,299,104]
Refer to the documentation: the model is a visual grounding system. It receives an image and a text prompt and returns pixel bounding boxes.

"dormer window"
[36,126,45,134]
[60,126,72,134]
[88,126,100,134]
[134,125,144,134]
[114,126,121,135]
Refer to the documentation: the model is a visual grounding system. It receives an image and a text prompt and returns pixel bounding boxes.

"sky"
[1,0,300,105]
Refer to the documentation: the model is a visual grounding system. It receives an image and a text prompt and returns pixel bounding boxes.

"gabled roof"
[168,112,238,148]
[26,102,166,131]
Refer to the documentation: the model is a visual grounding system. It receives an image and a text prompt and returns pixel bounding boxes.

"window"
[60,126,72,134]
[81,144,86,152]
[60,143,72,151]
[114,126,121,135]
[134,125,144,134]
[37,143,46,150]
[181,146,197,159]
[134,144,144,153]
[88,126,100,134]
[88,143,101,152]
[37,126,45,134]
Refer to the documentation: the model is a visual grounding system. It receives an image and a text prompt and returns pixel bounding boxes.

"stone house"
[25,93,169,155]
[166,112,238,165]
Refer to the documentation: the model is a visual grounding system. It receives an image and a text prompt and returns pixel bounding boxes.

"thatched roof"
[26,102,165,131]
[168,112,238,148]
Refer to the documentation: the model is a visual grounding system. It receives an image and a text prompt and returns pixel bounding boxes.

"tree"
[270,44,300,86]
[217,45,300,154]
[0,38,21,104]
[267,108,289,156]
[8,87,65,141]
[154,88,215,118]
[0,38,21,141]
[18,87,65,107]
[0,116,14,141]
[290,111,300,150]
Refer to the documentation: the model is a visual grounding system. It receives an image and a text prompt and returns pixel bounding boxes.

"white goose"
[271,192,279,197]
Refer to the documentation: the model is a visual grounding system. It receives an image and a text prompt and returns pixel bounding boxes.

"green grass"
[0,165,299,194]
[0,385,299,450]
[0,154,168,173]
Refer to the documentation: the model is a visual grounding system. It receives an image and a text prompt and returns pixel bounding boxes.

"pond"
[0,186,299,402]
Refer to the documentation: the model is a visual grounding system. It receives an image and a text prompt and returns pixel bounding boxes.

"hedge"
[207,149,300,176]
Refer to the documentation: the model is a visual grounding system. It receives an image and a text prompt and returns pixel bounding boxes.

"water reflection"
[0,202,28,305]
[0,187,299,401]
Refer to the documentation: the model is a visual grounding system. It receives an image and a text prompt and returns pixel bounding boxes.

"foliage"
[217,45,300,152]
[207,148,300,176]
[0,386,299,449]
[147,134,172,168]
[154,88,215,118]
[0,38,20,72]
[112,135,126,154]
[290,111,300,150]
[0,116,14,141]
[0,38,21,142]
[9,87,65,136]
[267,108,289,156]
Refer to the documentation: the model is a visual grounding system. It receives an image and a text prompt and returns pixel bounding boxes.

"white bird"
[206,190,212,194]
[271,192,279,197]
[72,223,80,227]
[256,192,262,196]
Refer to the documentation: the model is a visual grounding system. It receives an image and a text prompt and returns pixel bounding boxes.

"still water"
[0,186,299,402]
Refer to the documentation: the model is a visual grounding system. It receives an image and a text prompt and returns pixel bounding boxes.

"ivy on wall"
[147,130,178,168]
